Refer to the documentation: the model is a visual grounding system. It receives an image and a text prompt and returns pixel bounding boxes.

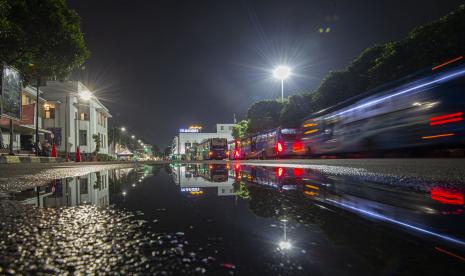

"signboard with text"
[1,64,22,120]
[180,128,200,133]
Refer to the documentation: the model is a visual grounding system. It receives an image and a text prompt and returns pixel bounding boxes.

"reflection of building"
[171,164,235,196]
[171,124,234,159]
[19,171,110,207]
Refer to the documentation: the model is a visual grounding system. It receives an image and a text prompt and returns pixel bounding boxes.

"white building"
[41,81,112,159]
[171,123,234,157]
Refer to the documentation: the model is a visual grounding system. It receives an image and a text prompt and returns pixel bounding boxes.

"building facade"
[171,123,234,157]
[41,81,112,158]
[0,86,49,153]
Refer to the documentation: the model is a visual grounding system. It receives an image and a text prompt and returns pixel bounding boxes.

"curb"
[0,156,64,164]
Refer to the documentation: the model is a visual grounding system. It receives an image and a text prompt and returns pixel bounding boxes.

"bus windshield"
[211,138,227,148]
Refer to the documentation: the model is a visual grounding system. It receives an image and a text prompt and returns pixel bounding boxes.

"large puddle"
[1,163,465,275]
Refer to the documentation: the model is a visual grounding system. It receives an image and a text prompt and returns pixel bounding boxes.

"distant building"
[171,123,234,158]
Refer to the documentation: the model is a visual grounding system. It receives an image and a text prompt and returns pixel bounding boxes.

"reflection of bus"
[199,164,229,182]
[240,128,305,159]
[198,138,228,160]
[237,165,299,190]
[301,62,465,156]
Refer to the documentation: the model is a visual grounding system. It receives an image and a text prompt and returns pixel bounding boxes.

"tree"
[92,134,101,155]
[247,100,284,133]
[279,94,312,128]
[232,120,249,139]
[0,0,89,83]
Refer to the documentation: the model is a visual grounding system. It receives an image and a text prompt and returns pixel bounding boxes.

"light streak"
[326,199,465,247]
[326,68,465,119]
[421,133,455,139]
[432,56,464,71]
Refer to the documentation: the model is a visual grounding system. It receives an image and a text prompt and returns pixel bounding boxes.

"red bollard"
[51,143,57,158]
[76,146,81,162]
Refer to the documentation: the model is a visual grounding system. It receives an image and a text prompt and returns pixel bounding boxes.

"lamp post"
[273,66,291,102]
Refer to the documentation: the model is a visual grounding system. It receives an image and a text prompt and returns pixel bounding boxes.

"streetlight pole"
[273,66,291,102]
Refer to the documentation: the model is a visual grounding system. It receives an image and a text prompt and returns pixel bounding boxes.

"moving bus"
[240,128,306,159]
[301,61,465,156]
[198,138,228,160]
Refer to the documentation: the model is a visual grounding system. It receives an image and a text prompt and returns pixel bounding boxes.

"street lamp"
[273,66,291,101]
[131,135,135,139]
[121,127,126,132]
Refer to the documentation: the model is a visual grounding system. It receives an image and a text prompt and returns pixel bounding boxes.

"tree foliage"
[232,120,249,139]
[246,100,284,133]
[279,94,312,128]
[0,0,89,82]
[92,134,101,155]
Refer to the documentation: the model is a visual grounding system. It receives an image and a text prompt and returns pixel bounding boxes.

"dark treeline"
[233,5,465,139]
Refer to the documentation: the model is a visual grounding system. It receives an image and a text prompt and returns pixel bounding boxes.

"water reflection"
[234,164,465,247]
[171,163,235,197]
[7,163,465,274]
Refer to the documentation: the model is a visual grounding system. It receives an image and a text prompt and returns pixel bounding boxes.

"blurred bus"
[197,138,229,160]
[301,61,465,156]
[240,128,306,159]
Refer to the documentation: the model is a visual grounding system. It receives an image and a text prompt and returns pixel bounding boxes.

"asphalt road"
[1,158,464,192]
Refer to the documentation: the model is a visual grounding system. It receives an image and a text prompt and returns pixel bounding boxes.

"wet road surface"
[1,162,465,275]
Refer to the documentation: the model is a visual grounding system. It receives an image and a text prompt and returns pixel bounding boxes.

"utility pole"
[35,75,40,156]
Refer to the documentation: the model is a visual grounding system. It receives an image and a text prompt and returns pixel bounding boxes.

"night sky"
[67,0,464,148]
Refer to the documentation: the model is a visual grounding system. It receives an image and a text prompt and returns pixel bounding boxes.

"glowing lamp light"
[273,66,291,80]
[78,90,92,101]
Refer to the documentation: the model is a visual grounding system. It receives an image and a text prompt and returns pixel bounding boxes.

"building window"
[79,130,87,146]
[44,106,55,119]
[220,126,224,130]
[80,112,88,120]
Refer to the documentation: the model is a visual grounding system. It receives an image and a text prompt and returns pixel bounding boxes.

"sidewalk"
[0,155,64,164]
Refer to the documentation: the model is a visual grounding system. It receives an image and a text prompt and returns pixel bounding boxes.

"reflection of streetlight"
[273,66,291,102]
[278,218,292,250]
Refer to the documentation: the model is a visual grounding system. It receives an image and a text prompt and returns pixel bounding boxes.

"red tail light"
[293,168,303,177]
[276,167,285,177]
[277,142,284,153]
[429,112,463,126]
[292,141,303,152]
[431,187,464,205]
